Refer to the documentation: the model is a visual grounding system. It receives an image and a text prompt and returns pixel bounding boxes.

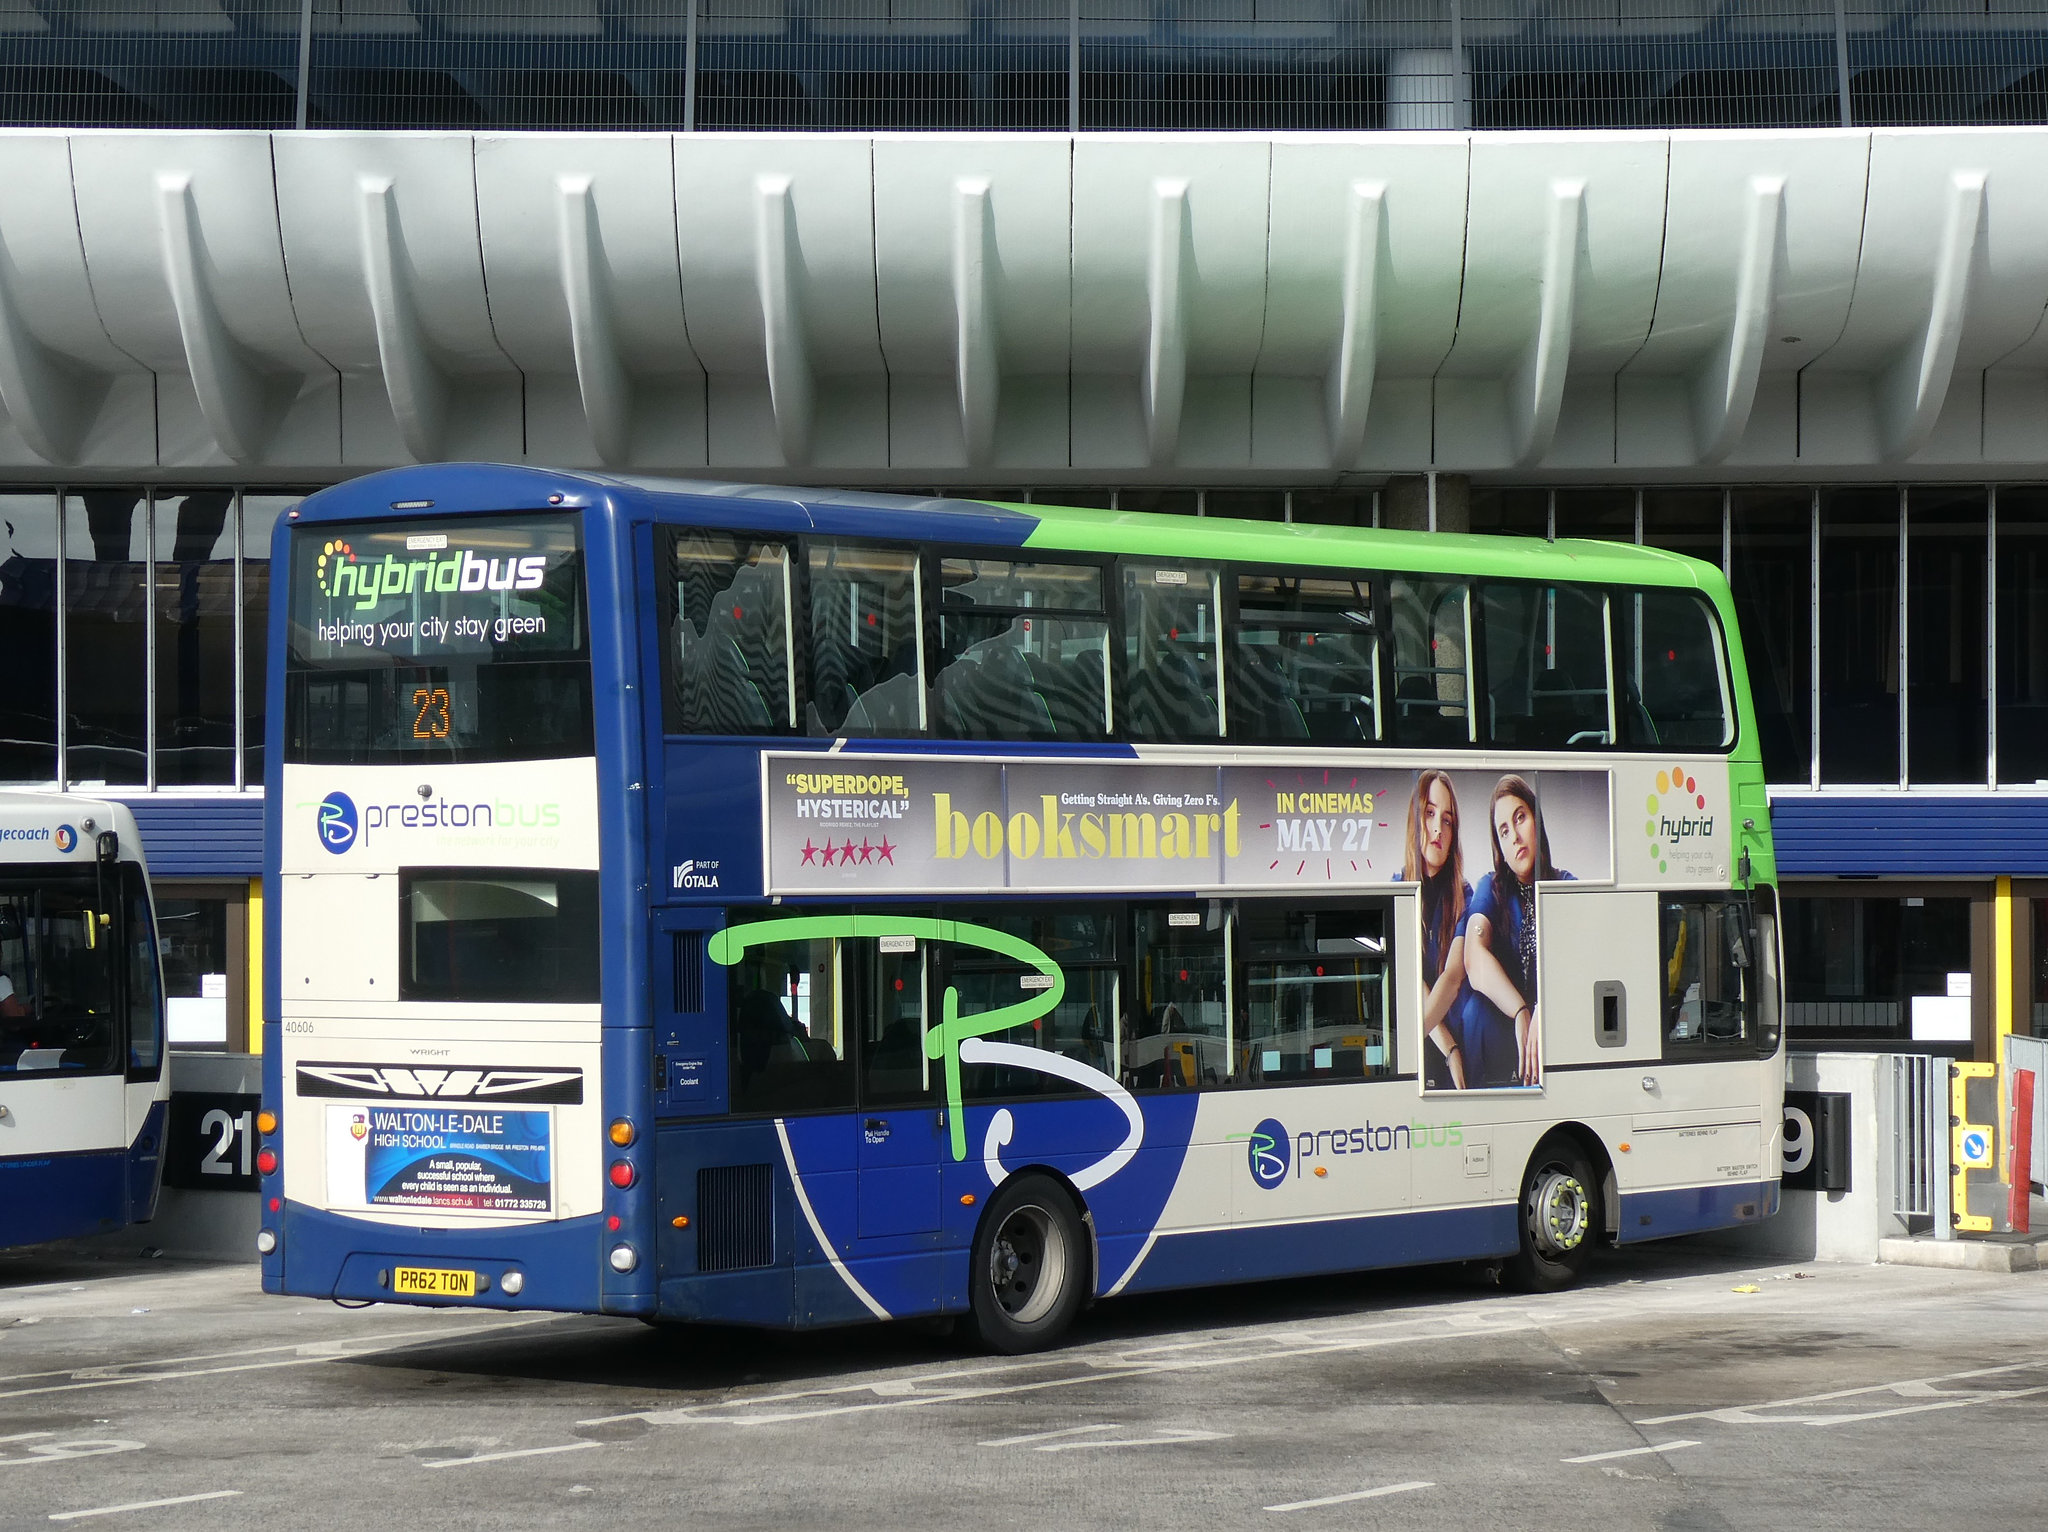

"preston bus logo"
[317,792,358,853]
[1245,1118,1290,1189]
[52,824,76,853]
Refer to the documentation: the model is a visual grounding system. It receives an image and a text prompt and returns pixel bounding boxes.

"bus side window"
[726,929,856,1115]
[932,558,1110,742]
[1126,908,1229,1089]
[1237,904,1392,1084]
[666,531,794,734]
[1658,898,1754,1055]
[1620,589,1734,751]
[941,907,1118,1102]
[857,939,933,1107]
[1388,575,1474,748]
[1120,565,1222,740]
[806,541,925,738]
[1479,582,1613,750]
[1229,573,1380,744]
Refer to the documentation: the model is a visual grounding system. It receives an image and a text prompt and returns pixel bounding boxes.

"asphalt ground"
[1,1241,2045,1530]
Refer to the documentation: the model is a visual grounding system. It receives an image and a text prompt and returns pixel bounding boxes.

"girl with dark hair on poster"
[1400,769,1471,1089]
[1457,774,1573,1087]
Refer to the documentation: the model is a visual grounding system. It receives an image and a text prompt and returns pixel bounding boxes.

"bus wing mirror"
[95,830,119,864]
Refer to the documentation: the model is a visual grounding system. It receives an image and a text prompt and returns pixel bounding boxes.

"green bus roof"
[993,499,1718,590]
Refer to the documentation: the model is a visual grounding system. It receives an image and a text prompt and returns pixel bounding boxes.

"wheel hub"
[1527,1168,1590,1257]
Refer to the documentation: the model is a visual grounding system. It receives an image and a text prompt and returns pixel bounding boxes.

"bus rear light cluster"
[499,1270,525,1297]
[256,1110,278,1135]
[255,1230,277,1255]
[608,1244,638,1274]
[608,1118,636,1147]
[608,1160,636,1189]
[256,1148,278,1176]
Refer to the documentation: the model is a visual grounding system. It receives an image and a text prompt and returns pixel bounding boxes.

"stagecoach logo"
[52,824,76,853]
[317,792,359,854]
[1245,1118,1290,1189]
[295,1063,584,1105]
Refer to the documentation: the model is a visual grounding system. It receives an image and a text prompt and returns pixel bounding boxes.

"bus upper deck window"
[1479,582,1613,751]
[806,542,924,738]
[933,558,1109,741]
[1388,576,1474,748]
[1121,565,1222,740]
[1621,589,1734,751]
[667,531,794,734]
[1230,573,1380,745]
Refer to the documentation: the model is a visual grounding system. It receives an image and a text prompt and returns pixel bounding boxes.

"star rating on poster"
[796,834,897,871]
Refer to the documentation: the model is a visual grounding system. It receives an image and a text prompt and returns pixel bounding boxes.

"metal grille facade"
[10,0,2048,131]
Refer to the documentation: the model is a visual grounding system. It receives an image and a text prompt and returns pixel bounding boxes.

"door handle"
[863,1118,890,1138]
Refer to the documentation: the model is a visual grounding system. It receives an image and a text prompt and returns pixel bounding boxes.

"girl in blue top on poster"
[1456,774,1573,1088]
[1399,769,1472,1090]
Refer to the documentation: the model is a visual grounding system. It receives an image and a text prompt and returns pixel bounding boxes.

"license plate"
[393,1266,476,1298]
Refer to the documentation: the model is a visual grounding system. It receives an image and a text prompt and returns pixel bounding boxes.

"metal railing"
[1890,1050,1952,1238]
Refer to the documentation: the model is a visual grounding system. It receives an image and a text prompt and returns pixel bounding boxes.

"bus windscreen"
[284,514,591,765]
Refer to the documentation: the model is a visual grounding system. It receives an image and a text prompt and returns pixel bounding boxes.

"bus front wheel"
[1506,1136,1598,1292]
[969,1174,1085,1354]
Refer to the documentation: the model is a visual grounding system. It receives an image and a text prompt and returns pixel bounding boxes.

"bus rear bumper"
[269,1201,628,1315]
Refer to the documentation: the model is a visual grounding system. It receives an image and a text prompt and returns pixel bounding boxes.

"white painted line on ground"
[1637,1358,2048,1429]
[0,1432,53,1445]
[0,1317,561,1403]
[1563,1440,1701,1464]
[980,1424,1119,1447]
[50,1490,241,1521]
[1267,1481,1435,1512]
[1036,1429,1231,1452]
[422,1441,602,1469]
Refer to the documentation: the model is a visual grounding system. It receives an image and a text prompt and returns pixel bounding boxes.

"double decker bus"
[260,465,1782,1350]
[1,794,168,1248]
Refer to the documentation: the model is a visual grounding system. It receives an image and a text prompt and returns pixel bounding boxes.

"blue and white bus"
[261,465,1783,1350]
[0,794,168,1248]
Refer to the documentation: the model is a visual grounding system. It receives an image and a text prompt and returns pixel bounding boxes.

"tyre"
[1504,1136,1599,1292]
[968,1174,1087,1354]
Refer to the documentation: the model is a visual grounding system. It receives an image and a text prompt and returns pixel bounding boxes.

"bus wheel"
[970,1175,1085,1354]
[1506,1137,1598,1292]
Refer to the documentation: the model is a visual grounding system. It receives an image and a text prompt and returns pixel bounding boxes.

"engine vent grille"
[673,934,705,1013]
[697,1163,774,1272]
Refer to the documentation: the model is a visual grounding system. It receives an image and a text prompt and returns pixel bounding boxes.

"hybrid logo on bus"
[317,537,551,613]
[313,790,561,853]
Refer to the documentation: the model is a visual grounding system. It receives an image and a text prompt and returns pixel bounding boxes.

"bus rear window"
[284,514,591,765]
[400,870,600,1004]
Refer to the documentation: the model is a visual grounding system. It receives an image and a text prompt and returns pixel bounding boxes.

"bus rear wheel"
[969,1175,1085,1354]
[1505,1136,1598,1292]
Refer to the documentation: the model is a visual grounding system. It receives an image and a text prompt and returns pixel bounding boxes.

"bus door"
[850,935,944,1250]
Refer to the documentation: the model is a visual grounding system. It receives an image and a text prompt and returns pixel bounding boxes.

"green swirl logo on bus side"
[705,916,1065,1163]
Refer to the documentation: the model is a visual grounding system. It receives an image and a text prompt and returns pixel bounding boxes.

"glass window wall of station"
[0,487,305,793]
